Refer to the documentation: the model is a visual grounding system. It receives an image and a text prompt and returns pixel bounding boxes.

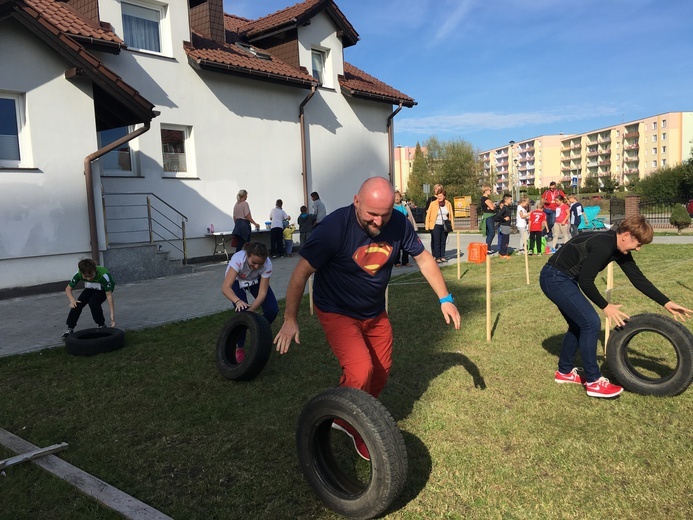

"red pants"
[316,307,393,398]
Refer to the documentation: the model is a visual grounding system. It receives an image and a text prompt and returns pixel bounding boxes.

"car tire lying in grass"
[296,387,408,520]
[216,311,272,381]
[65,328,125,356]
[606,313,693,396]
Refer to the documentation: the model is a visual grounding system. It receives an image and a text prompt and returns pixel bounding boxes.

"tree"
[405,142,429,206]
[601,176,619,195]
[636,160,693,200]
[422,136,482,200]
[669,204,691,235]
[583,175,600,193]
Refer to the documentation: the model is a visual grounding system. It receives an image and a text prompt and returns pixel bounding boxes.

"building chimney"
[189,0,226,44]
[62,0,101,25]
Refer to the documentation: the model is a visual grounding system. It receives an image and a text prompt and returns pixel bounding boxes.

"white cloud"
[398,106,620,134]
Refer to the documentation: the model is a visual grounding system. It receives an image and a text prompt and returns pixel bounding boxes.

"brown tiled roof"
[340,62,416,108]
[3,0,156,126]
[186,32,317,88]
[223,13,250,34]
[242,0,359,48]
[20,0,124,49]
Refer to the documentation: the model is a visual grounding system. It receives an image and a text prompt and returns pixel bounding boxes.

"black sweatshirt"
[547,230,669,309]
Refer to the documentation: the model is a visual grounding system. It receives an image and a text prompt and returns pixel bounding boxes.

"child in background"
[283,222,296,257]
[529,201,549,255]
[551,195,570,252]
[568,195,589,237]
[297,205,316,248]
[516,197,530,253]
[62,258,116,340]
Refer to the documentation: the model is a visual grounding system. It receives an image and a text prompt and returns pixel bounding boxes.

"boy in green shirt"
[62,259,116,340]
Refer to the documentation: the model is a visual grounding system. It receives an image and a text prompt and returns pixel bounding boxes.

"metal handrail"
[102,192,189,264]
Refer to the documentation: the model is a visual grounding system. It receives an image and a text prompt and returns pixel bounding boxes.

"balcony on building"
[624,131,640,139]
[624,156,639,163]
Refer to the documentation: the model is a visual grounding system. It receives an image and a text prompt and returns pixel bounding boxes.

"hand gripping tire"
[606,313,693,396]
[216,311,272,381]
[296,387,408,520]
[65,328,125,356]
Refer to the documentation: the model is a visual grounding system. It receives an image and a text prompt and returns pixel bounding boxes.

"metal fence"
[638,198,688,228]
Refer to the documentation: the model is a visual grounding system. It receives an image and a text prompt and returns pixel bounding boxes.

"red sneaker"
[554,368,586,385]
[331,418,370,461]
[235,348,245,364]
[585,377,623,398]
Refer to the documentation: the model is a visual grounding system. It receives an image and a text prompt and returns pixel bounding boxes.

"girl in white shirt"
[516,197,530,252]
[221,242,278,363]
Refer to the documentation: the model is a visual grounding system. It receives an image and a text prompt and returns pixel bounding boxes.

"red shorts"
[315,307,393,398]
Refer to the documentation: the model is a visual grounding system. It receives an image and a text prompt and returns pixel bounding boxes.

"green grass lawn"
[1,245,692,519]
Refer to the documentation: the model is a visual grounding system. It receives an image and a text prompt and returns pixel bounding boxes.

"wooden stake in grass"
[457,231,461,279]
[486,252,492,343]
[308,274,314,315]
[524,236,530,285]
[604,261,614,353]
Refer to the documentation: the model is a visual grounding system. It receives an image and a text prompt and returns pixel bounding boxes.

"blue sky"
[224,0,693,152]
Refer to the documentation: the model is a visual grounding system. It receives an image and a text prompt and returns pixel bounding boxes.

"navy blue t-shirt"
[300,204,425,319]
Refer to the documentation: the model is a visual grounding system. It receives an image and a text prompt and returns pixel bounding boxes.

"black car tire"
[216,311,272,381]
[296,387,408,520]
[65,328,125,356]
[606,313,693,396]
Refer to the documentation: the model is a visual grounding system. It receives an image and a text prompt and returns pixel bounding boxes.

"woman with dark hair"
[231,189,260,252]
[540,215,691,398]
[221,242,279,363]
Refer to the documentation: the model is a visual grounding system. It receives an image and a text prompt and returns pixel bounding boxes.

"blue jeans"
[485,216,495,249]
[539,264,602,382]
[232,280,279,347]
[544,208,556,238]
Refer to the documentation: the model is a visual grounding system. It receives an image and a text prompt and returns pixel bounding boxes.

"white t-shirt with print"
[225,250,273,288]
[516,206,528,228]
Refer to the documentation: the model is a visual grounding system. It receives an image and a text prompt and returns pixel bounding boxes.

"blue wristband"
[439,293,454,304]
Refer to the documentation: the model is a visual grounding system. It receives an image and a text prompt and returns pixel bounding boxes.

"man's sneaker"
[61,329,74,341]
[554,368,586,385]
[331,418,370,461]
[585,377,623,398]
[235,348,245,364]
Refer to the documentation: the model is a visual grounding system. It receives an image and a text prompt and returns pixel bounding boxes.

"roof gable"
[240,0,359,48]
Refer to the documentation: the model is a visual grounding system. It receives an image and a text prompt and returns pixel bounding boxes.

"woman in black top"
[540,215,691,398]
[494,193,512,258]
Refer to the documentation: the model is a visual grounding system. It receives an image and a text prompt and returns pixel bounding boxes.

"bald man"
[274,177,460,460]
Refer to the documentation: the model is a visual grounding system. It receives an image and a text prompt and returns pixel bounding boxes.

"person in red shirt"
[541,182,565,240]
[529,201,550,255]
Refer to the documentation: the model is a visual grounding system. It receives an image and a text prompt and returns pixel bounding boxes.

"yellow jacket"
[425,200,454,231]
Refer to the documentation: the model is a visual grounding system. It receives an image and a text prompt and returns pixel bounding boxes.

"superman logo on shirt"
[352,243,394,275]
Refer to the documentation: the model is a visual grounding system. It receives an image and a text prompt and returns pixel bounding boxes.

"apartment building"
[393,144,427,194]
[478,135,565,194]
[479,112,693,193]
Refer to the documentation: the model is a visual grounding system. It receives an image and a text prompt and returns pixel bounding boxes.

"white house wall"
[0,20,99,289]
[0,2,400,290]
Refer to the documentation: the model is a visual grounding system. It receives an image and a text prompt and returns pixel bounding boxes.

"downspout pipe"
[84,123,151,261]
[386,102,404,186]
[299,86,317,207]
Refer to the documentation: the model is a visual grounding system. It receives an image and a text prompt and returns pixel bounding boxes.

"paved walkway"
[2,233,691,358]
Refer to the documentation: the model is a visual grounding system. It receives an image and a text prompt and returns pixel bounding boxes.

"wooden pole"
[524,236,530,285]
[385,285,389,314]
[486,253,492,342]
[308,274,314,315]
[457,231,461,279]
[604,262,614,353]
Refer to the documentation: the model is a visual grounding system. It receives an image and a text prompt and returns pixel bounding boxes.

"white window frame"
[311,46,333,88]
[652,134,657,143]
[97,126,137,176]
[311,49,326,85]
[662,119,667,128]
[160,124,195,178]
[121,0,171,57]
[652,122,657,130]
[662,132,666,141]
[0,92,31,169]
[662,146,666,154]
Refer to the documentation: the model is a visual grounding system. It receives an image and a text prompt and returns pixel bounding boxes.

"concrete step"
[102,244,193,284]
